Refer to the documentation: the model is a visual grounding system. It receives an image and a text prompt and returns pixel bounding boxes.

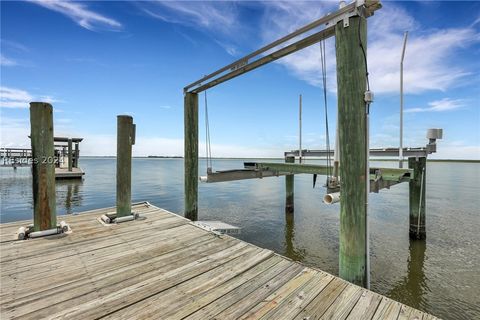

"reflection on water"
[56,180,83,214]
[0,167,84,219]
[388,240,428,311]
[284,212,305,262]
[1,158,479,320]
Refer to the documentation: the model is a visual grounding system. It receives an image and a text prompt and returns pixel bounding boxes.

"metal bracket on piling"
[99,212,141,225]
[17,221,70,240]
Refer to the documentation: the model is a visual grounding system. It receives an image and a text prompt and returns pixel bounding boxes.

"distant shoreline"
[78,156,480,163]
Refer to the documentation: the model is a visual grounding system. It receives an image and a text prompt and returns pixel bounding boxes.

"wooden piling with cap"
[30,102,57,231]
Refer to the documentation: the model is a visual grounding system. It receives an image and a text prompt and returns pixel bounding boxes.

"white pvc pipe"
[115,215,135,223]
[17,226,26,240]
[59,221,69,233]
[323,192,340,204]
[100,214,111,224]
[29,228,59,238]
[199,176,208,182]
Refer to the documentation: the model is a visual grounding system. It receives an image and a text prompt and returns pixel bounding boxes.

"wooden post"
[285,156,295,214]
[336,15,368,287]
[184,92,198,221]
[409,157,426,240]
[117,115,134,217]
[30,102,57,231]
[74,143,79,168]
[62,146,66,168]
[68,138,73,171]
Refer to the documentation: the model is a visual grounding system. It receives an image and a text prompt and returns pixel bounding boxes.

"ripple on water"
[1,159,479,319]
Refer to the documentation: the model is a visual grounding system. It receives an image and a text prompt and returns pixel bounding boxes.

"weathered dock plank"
[0,202,438,319]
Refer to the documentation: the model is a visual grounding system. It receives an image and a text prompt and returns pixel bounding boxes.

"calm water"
[1,158,479,319]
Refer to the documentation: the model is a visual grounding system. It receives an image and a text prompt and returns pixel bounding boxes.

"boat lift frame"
[182,0,438,289]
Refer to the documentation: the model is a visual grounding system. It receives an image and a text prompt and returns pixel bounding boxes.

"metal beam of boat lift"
[184,0,381,94]
[201,162,411,193]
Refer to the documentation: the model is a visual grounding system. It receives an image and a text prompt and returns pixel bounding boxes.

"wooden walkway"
[54,167,85,179]
[0,202,438,320]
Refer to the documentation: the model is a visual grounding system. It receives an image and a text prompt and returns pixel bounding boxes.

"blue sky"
[1,1,479,159]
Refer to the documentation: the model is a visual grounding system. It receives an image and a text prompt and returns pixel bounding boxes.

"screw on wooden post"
[68,138,73,172]
[285,155,295,214]
[30,102,57,231]
[116,115,135,217]
[336,15,368,287]
[184,92,199,221]
[409,157,426,240]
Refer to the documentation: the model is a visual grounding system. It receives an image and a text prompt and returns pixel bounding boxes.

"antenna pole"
[400,31,408,168]
[299,94,303,163]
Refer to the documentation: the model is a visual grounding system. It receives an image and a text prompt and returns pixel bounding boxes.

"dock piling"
[336,15,368,287]
[184,92,199,221]
[74,142,79,167]
[116,115,135,217]
[68,138,73,172]
[409,157,426,240]
[285,155,295,214]
[30,102,57,231]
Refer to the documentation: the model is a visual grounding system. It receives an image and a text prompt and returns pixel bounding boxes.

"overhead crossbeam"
[191,27,335,94]
[184,0,381,94]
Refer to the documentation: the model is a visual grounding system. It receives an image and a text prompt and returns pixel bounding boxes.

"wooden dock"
[0,202,438,320]
[54,167,85,179]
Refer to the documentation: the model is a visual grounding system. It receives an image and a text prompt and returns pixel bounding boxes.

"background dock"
[0,202,438,319]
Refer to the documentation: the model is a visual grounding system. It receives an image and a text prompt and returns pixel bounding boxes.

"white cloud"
[68,133,282,158]
[259,1,338,89]
[143,1,237,34]
[1,116,477,159]
[259,2,479,94]
[369,27,478,94]
[28,0,121,31]
[214,39,239,56]
[430,143,480,160]
[0,117,30,148]
[141,1,240,55]
[0,87,33,108]
[1,39,29,52]
[0,54,17,66]
[405,98,465,113]
[0,116,75,147]
[0,86,61,109]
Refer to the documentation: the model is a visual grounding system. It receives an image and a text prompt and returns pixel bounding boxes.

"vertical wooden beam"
[117,115,134,217]
[68,138,73,172]
[336,15,368,287]
[409,157,426,240]
[30,102,57,231]
[285,156,295,214]
[62,146,66,168]
[74,143,79,168]
[184,92,198,221]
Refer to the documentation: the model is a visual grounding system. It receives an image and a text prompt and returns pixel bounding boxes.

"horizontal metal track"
[285,147,432,158]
